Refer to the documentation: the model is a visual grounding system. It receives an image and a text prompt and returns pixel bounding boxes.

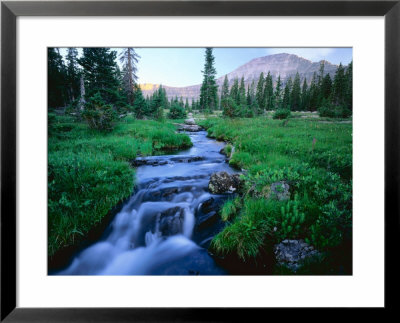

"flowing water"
[57,130,237,275]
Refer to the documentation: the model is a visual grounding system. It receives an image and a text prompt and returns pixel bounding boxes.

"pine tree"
[332,63,346,106]
[264,72,274,110]
[344,61,353,111]
[300,78,309,111]
[132,85,147,119]
[282,83,290,110]
[199,48,218,111]
[220,75,230,104]
[48,48,68,108]
[274,75,283,109]
[282,77,292,110]
[119,48,140,105]
[318,61,325,89]
[321,74,333,101]
[309,72,319,111]
[229,78,239,105]
[256,72,265,111]
[78,48,120,106]
[290,72,301,111]
[239,76,247,106]
[150,85,167,120]
[65,48,80,103]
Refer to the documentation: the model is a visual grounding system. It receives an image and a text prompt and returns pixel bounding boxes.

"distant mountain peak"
[140,53,340,101]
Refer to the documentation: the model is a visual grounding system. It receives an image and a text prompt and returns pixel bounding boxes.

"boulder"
[158,206,185,236]
[180,124,202,132]
[274,239,320,272]
[270,181,290,201]
[184,118,196,125]
[208,171,243,194]
[249,180,290,201]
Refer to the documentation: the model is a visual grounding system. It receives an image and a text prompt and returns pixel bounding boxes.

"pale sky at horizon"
[59,47,352,87]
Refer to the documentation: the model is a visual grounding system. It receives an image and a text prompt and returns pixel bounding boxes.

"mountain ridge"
[140,53,342,102]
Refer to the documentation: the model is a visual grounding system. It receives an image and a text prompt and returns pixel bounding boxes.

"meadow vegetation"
[199,117,352,273]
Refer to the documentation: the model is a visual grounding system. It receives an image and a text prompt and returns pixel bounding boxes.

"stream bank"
[53,116,238,275]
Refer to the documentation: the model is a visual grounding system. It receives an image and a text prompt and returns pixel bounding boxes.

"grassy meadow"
[199,116,352,273]
[48,114,192,257]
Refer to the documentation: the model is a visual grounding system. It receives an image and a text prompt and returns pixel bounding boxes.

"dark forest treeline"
[49,48,352,124]
[48,48,176,130]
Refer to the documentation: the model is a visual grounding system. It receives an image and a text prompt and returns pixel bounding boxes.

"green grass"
[48,114,192,257]
[200,117,352,271]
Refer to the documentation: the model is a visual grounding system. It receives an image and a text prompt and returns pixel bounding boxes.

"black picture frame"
[1,0,398,321]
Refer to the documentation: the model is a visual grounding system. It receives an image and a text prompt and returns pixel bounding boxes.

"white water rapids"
[57,131,236,275]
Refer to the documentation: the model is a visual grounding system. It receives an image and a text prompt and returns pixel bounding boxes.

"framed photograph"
[1,0,398,320]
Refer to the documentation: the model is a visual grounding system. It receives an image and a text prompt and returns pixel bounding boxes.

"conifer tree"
[332,63,346,106]
[78,48,120,105]
[246,85,252,107]
[321,74,333,101]
[239,76,247,106]
[256,72,265,110]
[65,48,80,103]
[264,72,274,110]
[220,75,230,104]
[290,72,301,110]
[274,75,283,109]
[309,72,319,111]
[300,78,309,110]
[48,48,68,108]
[282,81,291,110]
[199,48,218,111]
[133,85,147,119]
[318,61,325,88]
[344,61,353,111]
[229,78,239,105]
[119,48,140,105]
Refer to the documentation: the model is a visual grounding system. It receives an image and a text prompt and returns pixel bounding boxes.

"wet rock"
[161,187,179,198]
[179,124,202,132]
[184,118,196,125]
[131,158,169,167]
[208,171,243,194]
[151,248,227,275]
[200,197,215,214]
[131,156,204,167]
[274,239,321,273]
[192,196,229,249]
[158,206,185,236]
[197,211,218,230]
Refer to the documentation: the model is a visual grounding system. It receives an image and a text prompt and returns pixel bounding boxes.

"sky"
[60,47,352,87]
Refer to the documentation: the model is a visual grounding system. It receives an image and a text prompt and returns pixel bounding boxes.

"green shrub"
[273,109,291,120]
[168,103,187,119]
[318,103,351,118]
[276,196,306,240]
[82,92,118,131]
